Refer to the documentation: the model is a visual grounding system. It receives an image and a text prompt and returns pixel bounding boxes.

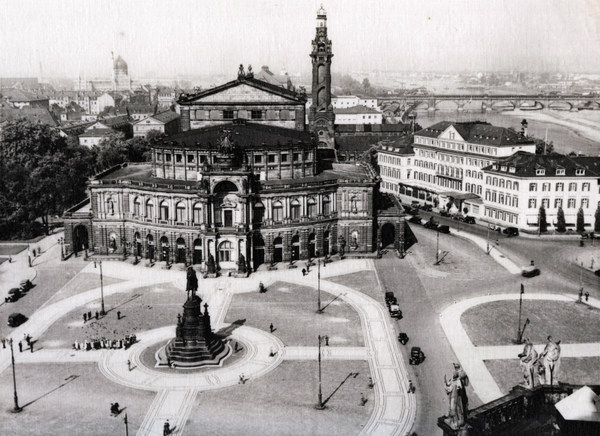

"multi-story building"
[482,152,600,231]
[377,139,414,196]
[334,105,382,125]
[404,121,536,209]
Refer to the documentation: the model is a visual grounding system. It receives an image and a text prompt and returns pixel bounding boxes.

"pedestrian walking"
[360,393,367,406]
[302,268,306,276]
[30,342,33,353]
[8,255,11,263]
[87,311,92,320]
[127,359,131,371]
[269,323,274,333]
[368,377,374,388]
[33,249,37,257]
[325,336,329,346]
[163,419,171,436]
[83,313,87,323]
[95,311,99,320]
[234,342,239,352]
[585,291,590,302]
[117,311,121,320]
[18,341,22,352]
[408,380,415,393]
[2,338,6,349]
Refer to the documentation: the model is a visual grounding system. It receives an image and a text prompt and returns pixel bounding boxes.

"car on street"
[8,313,28,327]
[421,204,433,212]
[5,288,22,303]
[389,304,403,319]
[438,225,451,234]
[409,346,426,365]
[424,220,439,230]
[521,265,541,277]
[408,215,422,224]
[503,227,519,237]
[462,216,476,224]
[440,210,451,217]
[19,279,33,292]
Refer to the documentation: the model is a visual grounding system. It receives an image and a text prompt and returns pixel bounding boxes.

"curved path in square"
[440,292,600,403]
[1,259,415,436]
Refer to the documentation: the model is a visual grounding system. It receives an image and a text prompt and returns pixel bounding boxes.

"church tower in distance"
[308,5,335,149]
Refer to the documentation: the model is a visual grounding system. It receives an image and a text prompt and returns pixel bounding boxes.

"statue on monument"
[238,64,245,78]
[206,253,216,275]
[538,335,561,385]
[186,267,198,298]
[237,253,247,274]
[518,337,538,388]
[444,372,465,430]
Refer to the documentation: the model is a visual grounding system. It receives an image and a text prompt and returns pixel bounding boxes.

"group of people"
[72,334,137,351]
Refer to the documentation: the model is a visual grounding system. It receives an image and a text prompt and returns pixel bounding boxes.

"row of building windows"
[486,177,519,190]
[529,182,590,192]
[485,208,519,224]
[415,136,500,156]
[189,109,297,121]
[464,183,483,195]
[379,155,405,166]
[528,198,589,209]
[155,151,310,165]
[465,170,484,180]
[485,191,519,208]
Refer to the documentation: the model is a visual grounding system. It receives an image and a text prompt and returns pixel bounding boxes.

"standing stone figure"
[186,267,198,297]
[444,372,465,430]
[518,337,538,388]
[539,336,561,385]
[206,253,216,275]
[238,253,247,274]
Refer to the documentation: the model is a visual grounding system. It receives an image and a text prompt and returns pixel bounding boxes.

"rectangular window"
[582,183,590,191]
[165,153,172,162]
[529,183,537,192]
[582,198,589,208]
[156,153,162,161]
[555,198,562,208]
[556,183,564,191]
[254,155,262,164]
[528,198,537,209]
[542,198,549,208]
[281,153,288,162]
[568,183,577,192]
[293,153,300,162]
[176,154,182,163]
[223,110,234,119]
[251,110,262,120]
[542,183,550,192]
[268,154,276,163]
[568,198,576,208]
[187,155,194,163]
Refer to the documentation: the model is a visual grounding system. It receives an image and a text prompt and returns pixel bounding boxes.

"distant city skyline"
[2,0,600,79]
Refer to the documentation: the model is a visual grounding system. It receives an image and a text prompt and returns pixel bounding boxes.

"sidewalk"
[452,230,522,274]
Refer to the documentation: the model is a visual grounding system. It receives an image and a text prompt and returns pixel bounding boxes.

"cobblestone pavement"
[1,258,416,436]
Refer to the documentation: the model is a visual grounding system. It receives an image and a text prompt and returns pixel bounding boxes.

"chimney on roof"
[521,119,528,137]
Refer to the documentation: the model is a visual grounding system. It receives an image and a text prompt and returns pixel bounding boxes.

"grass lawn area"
[327,270,383,303]
[462,300,600,346]
[485,357,600,395]
[186,360,372,436]
[45,273,124,305]
[0,244,27,256]
[225,281,363,347]
[0,258,7,265]
[39,282,185,349]
[0,363,154,436]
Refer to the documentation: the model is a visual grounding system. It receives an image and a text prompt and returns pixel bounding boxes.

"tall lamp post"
[9,339,22,413]
[59,237,65,261]
[315,335,325,410]
[516,283,524,343]
[94,261,106,315]
[316,250,322,314]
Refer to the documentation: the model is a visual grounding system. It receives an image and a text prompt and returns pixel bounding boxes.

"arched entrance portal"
[253,234,265,269]
[160,236,169,262]
[273,237,283,263]
[291,235,300,261]
[146,234,155,260]
[308,233,316,258]
[176,238,186,264]
[381,223,396,249]
[72,225,89,254]
[192,239,202,264]
[134,232,142,257]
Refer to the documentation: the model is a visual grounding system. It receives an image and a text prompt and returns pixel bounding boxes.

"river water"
[413,109,600,156]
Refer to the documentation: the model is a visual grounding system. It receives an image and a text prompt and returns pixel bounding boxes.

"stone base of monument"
[156,340,231,369]
[204,272,218,278]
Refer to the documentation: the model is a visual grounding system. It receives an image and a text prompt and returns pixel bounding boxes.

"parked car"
[503,227,519,237]
[440,210,451,217]
[438,225,451,234]
[19,279,33,292]
[389,304,403,319]
[409,346,426,365]
[5,289,22,303]
[424,220,439,230]
[398,332,409,345]
[8,313,28,327]
[410,201,421,209]
[451,214,462,221]
[385,291,397,307]
[522,265,541,278]
[462,216,476,224]
[421,204,433,212]
[408,215,422,224]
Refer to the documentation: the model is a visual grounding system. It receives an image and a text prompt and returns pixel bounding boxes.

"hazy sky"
[2,0,600,78]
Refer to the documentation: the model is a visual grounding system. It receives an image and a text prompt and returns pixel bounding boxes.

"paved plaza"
[1,228,599,435]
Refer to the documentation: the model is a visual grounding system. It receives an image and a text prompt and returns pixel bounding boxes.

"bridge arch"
[490,100,516,111]
[547,101,572,111]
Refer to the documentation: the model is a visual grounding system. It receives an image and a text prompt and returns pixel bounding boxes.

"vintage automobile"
[440,210,451,217]
[438,225,451,234]
[8,313,28,327]
[421,204,433,212]
[5,288,22,303]
[409,346,426,365]
[462,216,476,224]
[389,304,403,319]
[424,219,439,230]
[19,279,33,292]
[384,291,397,307]
[398,332,409,345]
[522,265,541,278]
[408,215,422,224]
[503,227,519,237]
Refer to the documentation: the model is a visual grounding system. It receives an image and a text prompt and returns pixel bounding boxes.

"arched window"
[513,182,519,191]
[350,196,359,213]
[322,195,331,215]
[145,200,154,218]
[272,201,283,222]
[290,199,301,220]
[307,197,317,217]
[176,202,186,222]
[218,240,233,262]
[192,203,202,224]
[133,197,141,216]
[160,200,169,220]
[254,202,264,223]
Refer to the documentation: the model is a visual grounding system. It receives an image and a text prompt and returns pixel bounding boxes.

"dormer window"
[492,164,498,170]
[556,168,565,176]
[509,167,516,173]
[500,166,507,171]
[536,169,545,176]
[575,168,585,176]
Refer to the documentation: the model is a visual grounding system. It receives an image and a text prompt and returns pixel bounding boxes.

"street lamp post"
[516,283,525,343]
[486,224,490,254]
[9,339,22,413]
[315,335,325,410]
[94,261,106,315]
[124,413,129,436]
[316,250,322,313]
[59,237,65,261]
[435,227,440,264]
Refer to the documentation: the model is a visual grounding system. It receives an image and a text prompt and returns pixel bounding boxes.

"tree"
[556,206,566,233]
[576,207,585,233]
[0,118,92,238]
[533,138,554,155]
[362,78,371,92]
[595,206,600,232]
[538,206,548,233]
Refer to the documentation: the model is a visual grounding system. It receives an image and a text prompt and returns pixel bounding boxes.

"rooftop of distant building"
[416,121,534,146]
